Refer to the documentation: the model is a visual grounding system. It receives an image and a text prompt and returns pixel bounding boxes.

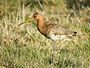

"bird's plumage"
[32,12,77,41]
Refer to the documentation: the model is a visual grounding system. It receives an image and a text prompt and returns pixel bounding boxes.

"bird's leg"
[50,40,58,64]
[50,41,55,65]
[51,40,58,51]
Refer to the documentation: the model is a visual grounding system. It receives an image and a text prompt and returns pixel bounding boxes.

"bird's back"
[45,23,77,40]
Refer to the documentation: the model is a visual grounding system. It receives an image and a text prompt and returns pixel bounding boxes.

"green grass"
[0,1,90,68]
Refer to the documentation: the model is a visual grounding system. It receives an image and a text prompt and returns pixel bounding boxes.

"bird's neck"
[37,18,47,35]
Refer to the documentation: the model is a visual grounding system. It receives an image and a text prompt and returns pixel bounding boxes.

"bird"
[19,12,77,41]
[31,12,77,41]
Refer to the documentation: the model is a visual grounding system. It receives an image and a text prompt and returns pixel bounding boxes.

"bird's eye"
[33,12,38,18]
[33,15,36,18]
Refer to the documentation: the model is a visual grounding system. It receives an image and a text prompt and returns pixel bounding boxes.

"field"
[0,0,90,68]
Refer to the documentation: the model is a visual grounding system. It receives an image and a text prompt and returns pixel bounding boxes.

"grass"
[0,1,90,68]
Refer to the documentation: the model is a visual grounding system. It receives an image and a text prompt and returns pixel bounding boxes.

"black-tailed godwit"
[31,12,77,41]
[19,12,77,41]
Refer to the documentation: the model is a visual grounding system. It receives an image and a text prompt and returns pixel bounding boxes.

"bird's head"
[18,12,44,26]
[32,12,44,21]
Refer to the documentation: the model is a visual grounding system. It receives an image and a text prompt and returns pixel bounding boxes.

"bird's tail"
[73,31,77,36]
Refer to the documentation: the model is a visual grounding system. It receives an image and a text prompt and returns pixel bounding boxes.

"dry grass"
[0,1,90,68]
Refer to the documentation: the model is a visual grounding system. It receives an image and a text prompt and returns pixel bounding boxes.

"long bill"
[18,22,26,26]
[18,17,33,26]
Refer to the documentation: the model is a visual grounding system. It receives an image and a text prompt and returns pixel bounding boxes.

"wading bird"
[19,12,77,41]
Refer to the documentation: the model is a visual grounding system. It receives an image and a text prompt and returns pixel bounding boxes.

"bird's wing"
[47,23,75,35]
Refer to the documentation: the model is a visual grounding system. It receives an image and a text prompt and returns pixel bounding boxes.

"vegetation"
[0,0,90,68]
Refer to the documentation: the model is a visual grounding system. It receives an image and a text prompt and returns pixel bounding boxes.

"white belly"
[48,31,73,41]
[49,34,66,41]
